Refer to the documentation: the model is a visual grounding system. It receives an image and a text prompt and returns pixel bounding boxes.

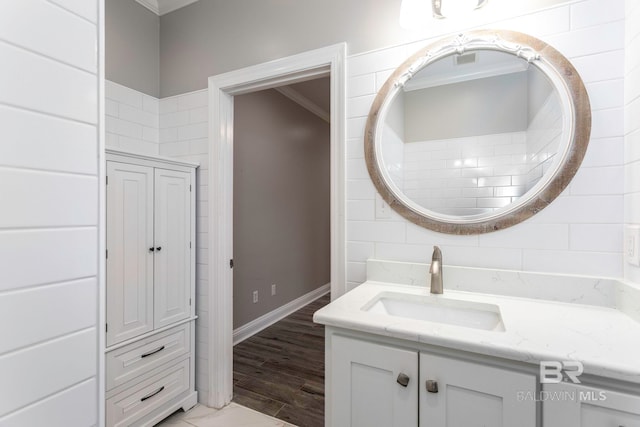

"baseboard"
[233,283,330,345]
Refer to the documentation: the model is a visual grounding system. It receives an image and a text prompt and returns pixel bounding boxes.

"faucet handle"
[431,245,442,261]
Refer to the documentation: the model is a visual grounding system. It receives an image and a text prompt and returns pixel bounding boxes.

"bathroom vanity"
[314,260,640,427]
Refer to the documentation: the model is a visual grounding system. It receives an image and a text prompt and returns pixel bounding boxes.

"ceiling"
[135,0,198,16]
[275,77,331,123]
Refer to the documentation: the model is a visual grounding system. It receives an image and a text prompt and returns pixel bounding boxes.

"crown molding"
[275,86,330,123]
[135,0,198,16]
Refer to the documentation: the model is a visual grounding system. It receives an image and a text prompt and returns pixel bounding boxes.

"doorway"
[206,44,347,408]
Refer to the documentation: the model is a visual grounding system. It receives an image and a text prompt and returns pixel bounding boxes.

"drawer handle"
[140,386,165,402]
[140,346,165,358]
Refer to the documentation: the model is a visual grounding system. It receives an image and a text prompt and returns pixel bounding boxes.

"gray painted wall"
[403,72,528,142]
[527,66,554,124]
[159,0,410,97]
[106,0,160,97]
[105,0,574,97]
[233,89,331,328]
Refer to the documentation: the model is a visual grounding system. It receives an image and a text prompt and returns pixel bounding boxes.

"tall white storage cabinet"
[105,149,198,427]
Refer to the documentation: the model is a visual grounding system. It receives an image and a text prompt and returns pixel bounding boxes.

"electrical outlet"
[271,284,277,296]
[626,225,640,267]
[252,290,259,303]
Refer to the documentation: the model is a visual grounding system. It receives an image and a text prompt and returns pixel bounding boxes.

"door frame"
[207,43,347,408]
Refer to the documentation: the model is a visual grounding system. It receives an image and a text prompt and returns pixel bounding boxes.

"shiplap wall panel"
[0,0,97,73]
[0,1,99,423]
[0,379,97,427]
[0,42,97,124]
[0,170,97,228]
[0,228,97,293]
[0,329,96,417]
[48,0,98,23]
[0,105,97,175]
[0,279,96,355]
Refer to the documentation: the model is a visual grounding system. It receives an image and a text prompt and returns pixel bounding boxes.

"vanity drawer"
[106,358,190,427]
[106,323,190,391]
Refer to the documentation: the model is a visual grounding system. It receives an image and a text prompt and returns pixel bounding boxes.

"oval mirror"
[365,30,591,234]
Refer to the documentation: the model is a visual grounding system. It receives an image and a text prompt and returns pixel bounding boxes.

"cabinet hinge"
[105,323,108,333]
[230,259,234,269]
[189,298,192,306]
[190,185,192,192]
[106,176,108,185]
[189,241,192,249]
[106,249,108,259]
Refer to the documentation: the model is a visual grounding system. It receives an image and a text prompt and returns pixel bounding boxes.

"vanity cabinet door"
[419,353,536,427]
[543,383,640,427]
[330,335,418,427]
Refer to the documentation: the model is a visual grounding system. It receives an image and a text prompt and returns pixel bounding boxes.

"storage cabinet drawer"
[106,323,189,391]
[106,358,190,427]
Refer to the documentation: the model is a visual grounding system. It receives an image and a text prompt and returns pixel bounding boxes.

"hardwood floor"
[232,293,330,427]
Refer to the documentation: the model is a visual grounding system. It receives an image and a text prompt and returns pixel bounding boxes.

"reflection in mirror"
[381,50,563,217]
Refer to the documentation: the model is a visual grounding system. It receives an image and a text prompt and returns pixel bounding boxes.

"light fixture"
[400,0,488,29]
[432,0,488,19]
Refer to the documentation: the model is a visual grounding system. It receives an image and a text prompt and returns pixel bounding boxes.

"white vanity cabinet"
[543,382,640,426]
[327,330,536,427]
[419,353,536,427]
[330,334,419,426]
[105,149,198,427]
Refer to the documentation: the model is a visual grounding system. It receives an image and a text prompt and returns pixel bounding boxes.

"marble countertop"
[314,280,640,385]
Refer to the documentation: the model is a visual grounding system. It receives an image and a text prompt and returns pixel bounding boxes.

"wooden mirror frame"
[365,29,591,234]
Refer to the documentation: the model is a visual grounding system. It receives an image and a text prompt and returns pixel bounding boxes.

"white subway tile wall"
[346,0,626,288]
[625,0,640,283]
[105,80,160,155]
[159,89,210,404]
[402,131,529,215]
[0,1,99,425]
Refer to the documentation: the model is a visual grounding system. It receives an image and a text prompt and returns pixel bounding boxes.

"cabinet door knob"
[156,246,162,251]
[149,247,155,252]
[396,373,410,387]
[426,380,439,393]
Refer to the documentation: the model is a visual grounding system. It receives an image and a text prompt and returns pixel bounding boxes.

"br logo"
[539,361,584,384]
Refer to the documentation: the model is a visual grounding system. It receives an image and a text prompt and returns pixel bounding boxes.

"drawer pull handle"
[140,386,165,402]
[140,346,165,358]
[396,373,410,387]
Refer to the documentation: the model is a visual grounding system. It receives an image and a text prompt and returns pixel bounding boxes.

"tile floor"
[157,403,297,427]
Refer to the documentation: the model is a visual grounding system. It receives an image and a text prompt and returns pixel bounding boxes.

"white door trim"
[207,43,347,408]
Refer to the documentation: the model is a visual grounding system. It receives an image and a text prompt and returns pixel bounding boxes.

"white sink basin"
[363,292,505,332]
